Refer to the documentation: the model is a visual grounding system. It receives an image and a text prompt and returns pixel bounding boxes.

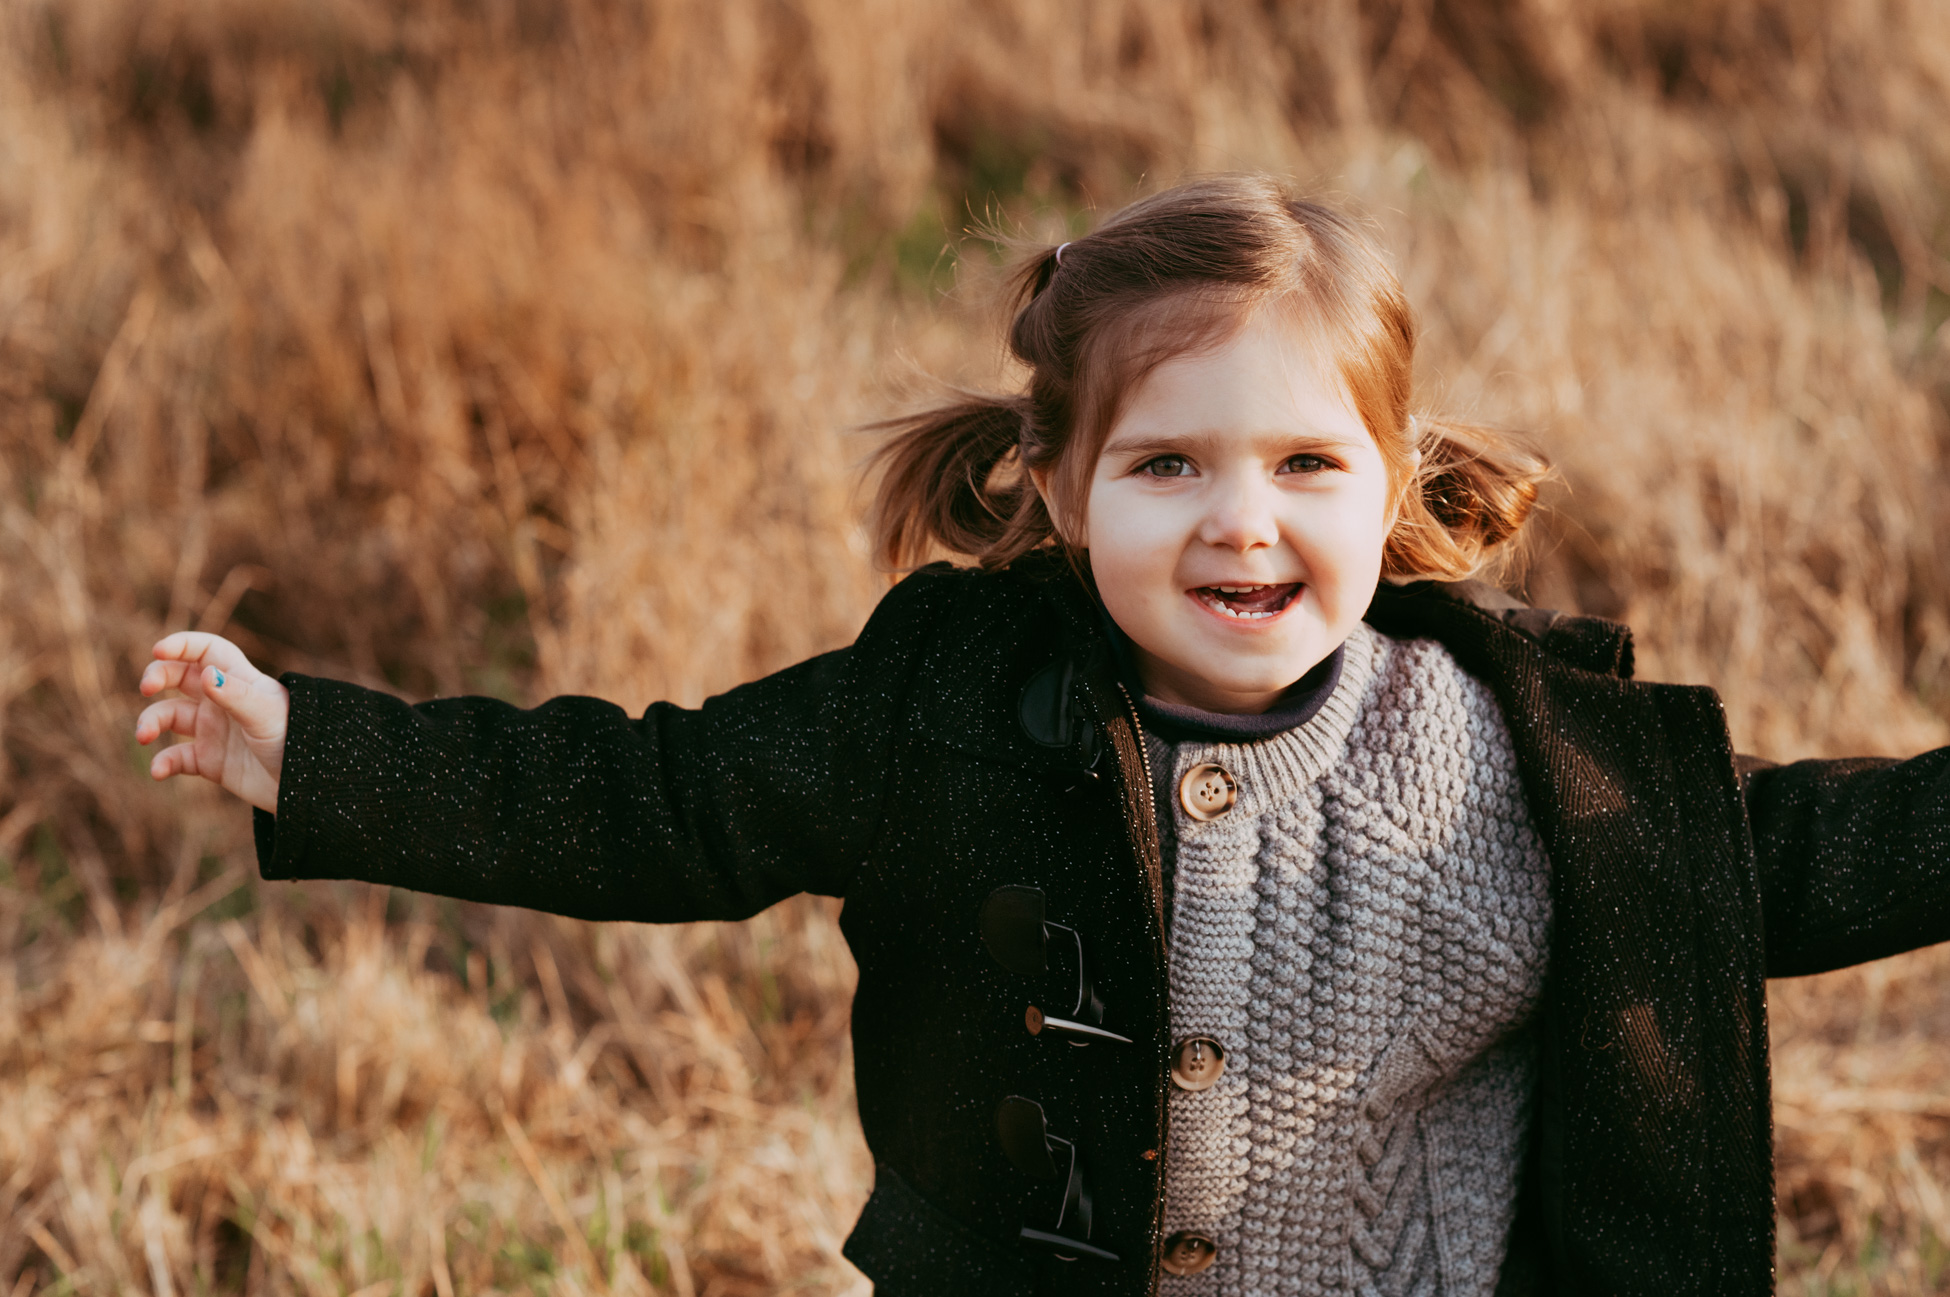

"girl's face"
[1079,312,1395,714]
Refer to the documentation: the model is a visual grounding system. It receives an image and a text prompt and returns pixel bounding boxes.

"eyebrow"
[1100,427,1366,459]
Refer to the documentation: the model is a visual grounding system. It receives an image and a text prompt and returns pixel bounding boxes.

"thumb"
[203,665,287,741]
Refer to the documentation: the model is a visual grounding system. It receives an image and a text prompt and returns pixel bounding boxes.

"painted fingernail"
[213,670,226,688]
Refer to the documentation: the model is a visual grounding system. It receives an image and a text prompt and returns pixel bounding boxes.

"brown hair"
[869,174,1546,581]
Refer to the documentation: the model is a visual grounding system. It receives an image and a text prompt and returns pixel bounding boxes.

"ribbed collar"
[1165,624,1380,815]
[1098,605,1349,743]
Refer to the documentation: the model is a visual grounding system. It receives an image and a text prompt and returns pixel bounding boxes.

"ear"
[1027,463,1073,542]
[1027,463,1054,509]
[1384,447,1421,533]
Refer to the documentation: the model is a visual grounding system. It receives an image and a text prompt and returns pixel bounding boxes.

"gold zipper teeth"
[1114,679,1153,789]
[1113,677,1163,922]
[1113,677,1171,1263]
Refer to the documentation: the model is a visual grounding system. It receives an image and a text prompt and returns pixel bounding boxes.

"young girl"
[135,175,1950,1297]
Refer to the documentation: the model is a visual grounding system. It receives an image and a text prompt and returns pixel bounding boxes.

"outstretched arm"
[1744,749,1950,978]
[136,573,955,923]
[251,649,891,921]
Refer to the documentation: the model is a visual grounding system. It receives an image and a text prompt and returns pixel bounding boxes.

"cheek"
[1084,481,1184,607]
[1293,481,1394,589]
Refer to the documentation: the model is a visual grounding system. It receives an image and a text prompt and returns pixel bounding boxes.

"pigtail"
[867,392,1052,571]
[1384,416,1549,581]
[867,241,1074,572]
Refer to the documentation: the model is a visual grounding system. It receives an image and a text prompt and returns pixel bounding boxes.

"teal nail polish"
[213,670,226,688]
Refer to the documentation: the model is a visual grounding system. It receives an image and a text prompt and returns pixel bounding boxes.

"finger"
[148,740,206,782]
[151,632,257,677]
[139,659,196,698]
[135,698,203,745]
[200,664,287,742]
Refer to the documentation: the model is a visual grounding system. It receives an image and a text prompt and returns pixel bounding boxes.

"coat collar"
[1369,578,1637,680]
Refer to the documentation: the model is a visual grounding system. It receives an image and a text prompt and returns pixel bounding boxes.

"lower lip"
[1187,586,1303,627]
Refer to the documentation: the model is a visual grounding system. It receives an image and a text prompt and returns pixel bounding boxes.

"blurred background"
[2,0,1948,1291]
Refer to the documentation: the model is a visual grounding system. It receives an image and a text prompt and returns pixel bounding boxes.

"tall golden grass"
[2,0,1948,1291]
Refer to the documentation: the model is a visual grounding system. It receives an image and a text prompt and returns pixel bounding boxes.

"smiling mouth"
[1193,583,1303,620]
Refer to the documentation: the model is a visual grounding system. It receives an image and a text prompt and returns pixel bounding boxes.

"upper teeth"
[1200,590,1280,619]
[1213,585,1262,593]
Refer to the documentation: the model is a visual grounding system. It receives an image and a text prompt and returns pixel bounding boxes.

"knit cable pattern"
[1154,625,1552,1296]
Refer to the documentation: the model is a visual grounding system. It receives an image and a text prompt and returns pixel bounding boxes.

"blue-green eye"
[1142,455,1192,478]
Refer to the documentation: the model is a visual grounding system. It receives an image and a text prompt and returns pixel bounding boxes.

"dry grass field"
[3,0,1949,1292]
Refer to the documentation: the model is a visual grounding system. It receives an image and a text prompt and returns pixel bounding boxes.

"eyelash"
[1135,453,1336,478]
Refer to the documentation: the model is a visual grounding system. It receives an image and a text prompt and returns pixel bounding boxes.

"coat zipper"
[1113,676,1173,1293]
[1111,676,1162,923]
[1114,679,1155,804]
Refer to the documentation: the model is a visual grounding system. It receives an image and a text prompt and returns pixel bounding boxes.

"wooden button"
[1160,1231,1218,1276]
[1169,1036,1225,1091]
[1177,763,1237,821]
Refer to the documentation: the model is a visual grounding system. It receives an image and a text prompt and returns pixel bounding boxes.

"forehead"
[1104,309,1366,446]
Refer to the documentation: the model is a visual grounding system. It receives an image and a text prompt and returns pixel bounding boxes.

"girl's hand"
[136,632,289,814]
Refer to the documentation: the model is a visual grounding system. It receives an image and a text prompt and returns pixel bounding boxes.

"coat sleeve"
[253,571,956,922]
[1742,748,1950,978]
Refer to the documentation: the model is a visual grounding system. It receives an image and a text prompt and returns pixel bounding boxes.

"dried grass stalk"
[2,0,1948,1291]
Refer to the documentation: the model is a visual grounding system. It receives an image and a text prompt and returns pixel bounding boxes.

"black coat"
[255,556,1950,1296]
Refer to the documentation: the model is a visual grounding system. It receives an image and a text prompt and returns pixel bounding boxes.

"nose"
[1194,471,1281,553]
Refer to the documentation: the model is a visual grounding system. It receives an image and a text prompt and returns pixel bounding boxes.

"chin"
[1195,655,1322,698]
[1246,665,1322,694]
[1210,635,1335,684]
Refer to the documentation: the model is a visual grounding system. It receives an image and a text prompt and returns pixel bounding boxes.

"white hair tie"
[1054,242,1071,266]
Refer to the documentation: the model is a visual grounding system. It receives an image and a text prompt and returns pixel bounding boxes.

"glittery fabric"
[256,555,1950,1297]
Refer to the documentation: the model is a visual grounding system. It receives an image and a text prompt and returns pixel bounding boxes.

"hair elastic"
[1054,242,1071,266]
